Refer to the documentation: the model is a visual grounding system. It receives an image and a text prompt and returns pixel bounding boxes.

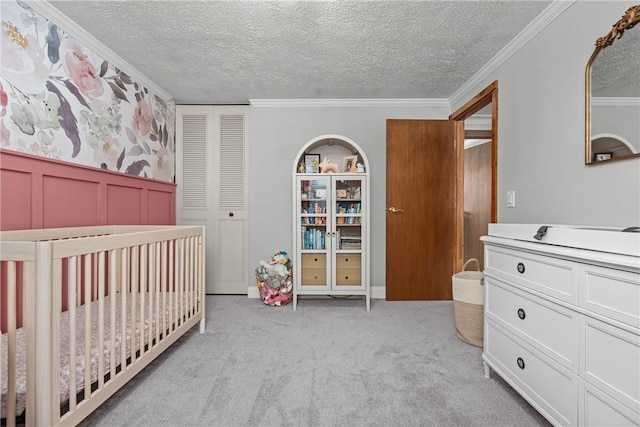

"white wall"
[452,1,640,227]
[248,104,449,291]
[249,1,640,295]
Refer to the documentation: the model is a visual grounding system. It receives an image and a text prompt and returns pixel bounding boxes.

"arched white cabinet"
[292,135,371,310]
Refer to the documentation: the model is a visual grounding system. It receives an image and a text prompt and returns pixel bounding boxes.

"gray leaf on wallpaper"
[151,117,159,136]
[128,146,144,156]
[46,23,60,64]
[118,72,133,85]
[116,148,125,170]
[126,127,137,144]
[64,80,92,111]
[114,78,127,91]
[99,61,108,78]
[108,82,128,102]
[46,81,81,157]
[141,139,151,154]
[125,160,150,176]
[161,125,168,148]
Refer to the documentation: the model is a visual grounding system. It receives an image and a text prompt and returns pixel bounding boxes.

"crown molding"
[249,98,450,109]
[592,97,640,107]
[449,0,576,108]
[23,0,173,101]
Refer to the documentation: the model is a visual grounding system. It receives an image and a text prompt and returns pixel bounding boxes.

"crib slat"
[109,249,117,381]
[186,237,193,318]
[97,252,105,388]
[169,240,175,335]
[23,260,36,425]
[199,234,205,318]
[84,254,92,400]
[130,246,138,364]
[68,256,78,411]
[34,241,55,426]
[161,241,167,339]
[155,242,160,344]
[6,261,17,427]
[139,244,146,357]
[148,243,154,348]
[179,238,185,325]
[120,248,129,371]
[52,258,63,422]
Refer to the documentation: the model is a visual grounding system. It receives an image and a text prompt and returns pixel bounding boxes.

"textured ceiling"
[47,0,553,104]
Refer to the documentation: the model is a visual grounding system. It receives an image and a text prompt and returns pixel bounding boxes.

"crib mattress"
[1,291,193,418]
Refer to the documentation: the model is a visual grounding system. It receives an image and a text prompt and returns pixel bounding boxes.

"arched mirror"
[585,4,640,164]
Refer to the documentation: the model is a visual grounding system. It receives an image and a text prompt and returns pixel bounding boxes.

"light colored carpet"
[79,295,550,427]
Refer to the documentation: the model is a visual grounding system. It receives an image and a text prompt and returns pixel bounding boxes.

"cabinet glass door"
[298,177,329,288]
[333,178,364,289]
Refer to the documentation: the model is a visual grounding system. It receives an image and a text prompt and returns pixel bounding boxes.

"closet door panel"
[212,109,248,294]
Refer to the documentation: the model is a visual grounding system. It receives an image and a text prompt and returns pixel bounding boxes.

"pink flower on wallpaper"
[93,136,120,169]
[0,81,7,115]
[62,39,104,98]
[132,99,152,137]
[0,83,8,144]
[1,26,49,94]
[153,147,172,181]
[28,129,61,159]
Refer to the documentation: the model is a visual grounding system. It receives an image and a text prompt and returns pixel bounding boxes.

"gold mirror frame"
[585,4,640,165]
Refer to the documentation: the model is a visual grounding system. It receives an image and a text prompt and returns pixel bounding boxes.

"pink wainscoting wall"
[1,149,176,332]
[0,148,176,231]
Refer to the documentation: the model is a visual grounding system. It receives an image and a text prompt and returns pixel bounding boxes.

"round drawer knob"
[517,357,525,370]
[517,262,525,274]
[345,276,349,280]
[345,258,349,262]
[314,275,318,280]
[517,308,526,320]
[314,258,318,262]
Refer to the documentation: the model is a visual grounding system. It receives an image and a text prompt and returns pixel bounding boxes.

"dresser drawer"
[486,278,578,369]
[580,380,640,427]
[301,268,326,286]
[485,245,578,304]
[336,269,361,286]
[581,264,640,329]
[485,321,578,426]
[301,253,326,268]
[582,317,640,410]
[336,254,361,269]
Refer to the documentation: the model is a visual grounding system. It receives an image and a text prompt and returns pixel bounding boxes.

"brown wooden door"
[386,119,455,300]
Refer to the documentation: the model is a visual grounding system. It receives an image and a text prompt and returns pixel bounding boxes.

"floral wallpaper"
[1,0,175,182]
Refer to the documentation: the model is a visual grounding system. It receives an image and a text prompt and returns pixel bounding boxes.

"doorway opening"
[450,81,499,272]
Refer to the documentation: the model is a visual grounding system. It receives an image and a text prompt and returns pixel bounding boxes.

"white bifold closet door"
[176,105,249,294]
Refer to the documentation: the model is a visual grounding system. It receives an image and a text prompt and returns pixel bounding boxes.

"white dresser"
[481,224,640,426]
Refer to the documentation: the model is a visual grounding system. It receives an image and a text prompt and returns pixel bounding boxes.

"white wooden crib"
[0,225,205,427]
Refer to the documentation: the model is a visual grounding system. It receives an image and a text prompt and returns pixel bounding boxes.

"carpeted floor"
[79,295,551,427]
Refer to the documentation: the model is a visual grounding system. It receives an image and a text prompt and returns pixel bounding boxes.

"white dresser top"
[486,223,640,258]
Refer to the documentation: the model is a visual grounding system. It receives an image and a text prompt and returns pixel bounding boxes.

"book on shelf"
[302,226,326,250]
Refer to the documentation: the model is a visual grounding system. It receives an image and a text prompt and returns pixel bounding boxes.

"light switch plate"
[507,190,515,208]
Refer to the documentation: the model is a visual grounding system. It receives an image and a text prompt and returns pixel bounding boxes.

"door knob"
[386,206,404,213]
